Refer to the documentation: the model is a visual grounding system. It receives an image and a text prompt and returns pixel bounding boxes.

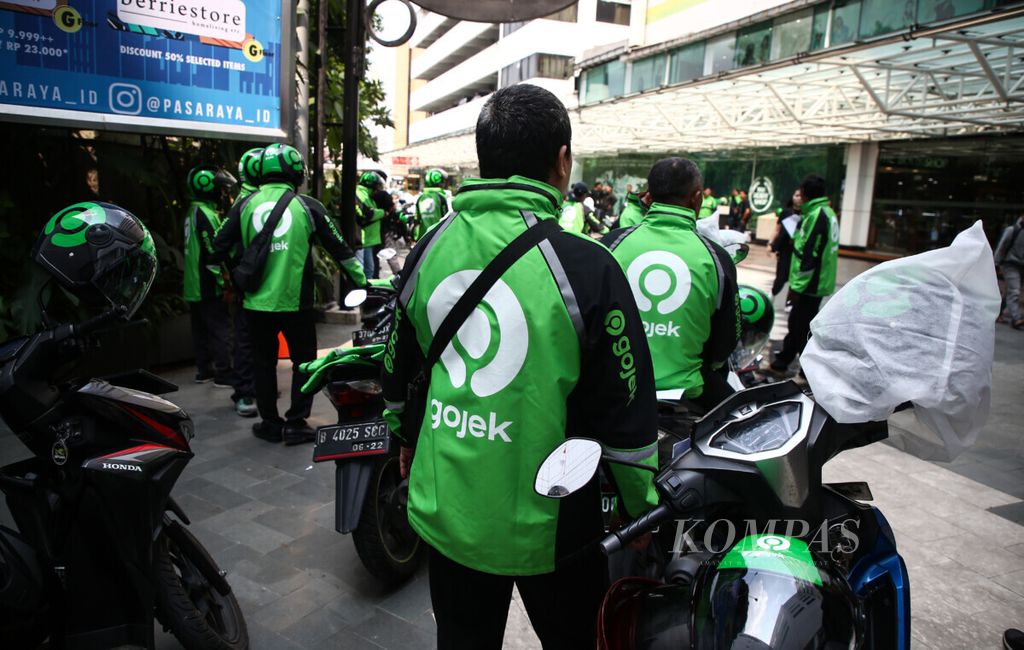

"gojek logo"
[425,271,527,443]
[252,200,293,251]
[626,251,691,338]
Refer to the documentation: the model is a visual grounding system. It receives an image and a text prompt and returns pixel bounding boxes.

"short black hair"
[476,84,571,182]
[647,157,702,204]
[800,174,827,200]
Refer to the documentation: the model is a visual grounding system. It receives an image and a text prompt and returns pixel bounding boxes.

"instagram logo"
[108,83,142,115]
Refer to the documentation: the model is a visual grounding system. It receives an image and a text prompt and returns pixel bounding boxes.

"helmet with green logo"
[187,164,237,200]
[238,147,264,186]
[33,202,158,319]
[359,170,384,189]
[733,285,774,370]
[424,168,447,188]
[260,143,305,187]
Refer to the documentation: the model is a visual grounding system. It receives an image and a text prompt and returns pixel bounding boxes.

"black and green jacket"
[211,181,366,312]
[183,200,223,302]
[414,187,449,240]
[605,202,740,397]
[381,176,658,576]
[618,193,647,228]
[789,196,839,297]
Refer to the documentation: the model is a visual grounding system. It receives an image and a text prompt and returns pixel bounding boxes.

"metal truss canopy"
[388,12,1024,166]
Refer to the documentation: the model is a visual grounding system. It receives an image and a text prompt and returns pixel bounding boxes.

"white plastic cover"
[696,215,749,248]
[800,221,1000,461]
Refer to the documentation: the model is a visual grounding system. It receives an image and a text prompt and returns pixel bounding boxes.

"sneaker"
[213,378,234,389]
[235,397,258,418]
[252,421,283,443]
[283,421,316,446]
[194,371,214,384]
[1004,629,1024,650]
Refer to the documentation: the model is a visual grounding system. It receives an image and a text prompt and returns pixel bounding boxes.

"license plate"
[313,419,390,462]
[352,329,389,347]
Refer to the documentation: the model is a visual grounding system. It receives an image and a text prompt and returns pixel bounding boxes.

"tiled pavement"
[0,246,1022,648]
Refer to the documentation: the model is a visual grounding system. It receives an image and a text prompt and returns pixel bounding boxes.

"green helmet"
[260,143,305,187]
[187,164,237,200]
[33,202,158,319]
[424,168,447,188]
[359,170,384,189]
[238,147,264,186]
[736,285,774,366]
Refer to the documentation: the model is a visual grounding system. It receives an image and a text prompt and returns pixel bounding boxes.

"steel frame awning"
[387,10,1024,166]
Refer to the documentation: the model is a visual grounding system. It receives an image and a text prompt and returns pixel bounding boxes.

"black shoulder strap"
[694,233,726,310]
[424,219,560,371]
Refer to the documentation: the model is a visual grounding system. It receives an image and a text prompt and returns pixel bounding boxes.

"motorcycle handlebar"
[72,307,127,337]
[600,504,673,556]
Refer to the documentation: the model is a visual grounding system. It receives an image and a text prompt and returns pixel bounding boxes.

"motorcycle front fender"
[335,458,377,534]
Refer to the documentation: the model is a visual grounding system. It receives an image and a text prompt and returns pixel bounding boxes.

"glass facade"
[735,22,773,67]
[771,9,814,60]
[705,34,737,75]
[669,42,705,84]
[583,60,626,103]
[630,54,667,93]
[500,54,574,87]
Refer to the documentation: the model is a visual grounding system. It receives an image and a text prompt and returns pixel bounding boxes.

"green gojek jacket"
[382,176,659,576]
[355,184,384,247]
[211,181,366,311]
[558,199,585,233]
[789,196,839,297]
[415,188,449,240]
[699,195,718,219]
[237,182,257,202]
[618,193,647,227]
[605,203,740,397]
[183,200,224,302]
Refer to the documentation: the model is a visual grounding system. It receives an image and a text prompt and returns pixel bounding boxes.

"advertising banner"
[0,0,292,139]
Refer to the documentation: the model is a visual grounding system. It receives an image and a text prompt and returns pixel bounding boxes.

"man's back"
[385,176,657,575]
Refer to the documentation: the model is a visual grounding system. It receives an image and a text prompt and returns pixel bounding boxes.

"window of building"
[831,0,862,46]
[502,3,578,36]
[917,0,990,23]
[811,5,831,49]
[597,0,631,26]
[771,9,813,59]
[669,42,705,84]
[583,59,626,103]
[735,22,772,67]
[630,54,666,93]
[501,54,574,87]
[859,0,915,38]
[704,33,736,75]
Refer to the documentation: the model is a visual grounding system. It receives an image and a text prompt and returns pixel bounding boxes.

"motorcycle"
[535,380,910,649]
[301,280,423,587]
[0,308,248,649]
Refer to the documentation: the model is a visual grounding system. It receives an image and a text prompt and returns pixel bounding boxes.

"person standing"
[356,171,385,279]
[415,168,450,240]
[770,190,802,300]
[559,181,591,233]
[699,187,718,219]
[183,164,236,388]
[761,175,839,379]
[605,158,741,411]
[737,189,752,233]
[211,144,367,444]
[618,187,648,227]
[995,213,1024,329]
[382,84,657,649]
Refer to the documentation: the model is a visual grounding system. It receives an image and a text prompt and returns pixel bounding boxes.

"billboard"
[0,0,293,140]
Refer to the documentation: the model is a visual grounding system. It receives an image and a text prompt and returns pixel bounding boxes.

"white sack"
[800,221,1000,461]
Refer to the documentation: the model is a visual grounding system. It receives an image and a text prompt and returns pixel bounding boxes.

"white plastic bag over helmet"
[800,221,1000,461]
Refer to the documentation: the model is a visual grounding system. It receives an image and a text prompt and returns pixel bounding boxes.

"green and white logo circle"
[426,271,528,397]
[626,250,691,315]
[749,177,774,213]
[756,535,791,552]
[252,201,293,238]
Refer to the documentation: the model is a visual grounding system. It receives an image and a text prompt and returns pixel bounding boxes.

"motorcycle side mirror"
[534,438,603,499]
[344,289,368,308]
[728,243,749,264]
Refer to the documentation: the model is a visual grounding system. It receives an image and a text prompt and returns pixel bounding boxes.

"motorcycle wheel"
[155,524,249,650]
[352,453,423,587]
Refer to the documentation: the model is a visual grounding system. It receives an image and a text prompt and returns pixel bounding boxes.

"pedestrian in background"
[356,171,386,279]
[770,189,801,300]
[995,213,1024,329]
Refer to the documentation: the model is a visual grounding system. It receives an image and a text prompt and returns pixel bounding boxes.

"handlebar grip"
[600,504,673,556]
[73,307,126,337]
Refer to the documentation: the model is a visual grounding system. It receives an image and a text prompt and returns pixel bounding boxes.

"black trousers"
[772,292,823,369]
[189,300,231,381]
[244,309,318,424]
[772,250,792,297]
[229,297,255,400]
[428,545,608,650]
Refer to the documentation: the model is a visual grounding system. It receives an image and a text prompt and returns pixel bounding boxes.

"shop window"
[771,9,813,60]
[831,1,861,45]
[917,0,989,23]
[630,54,666,93]
[704,33,736,75]
[596,0,631,25]
[859,0,915,38]
[811,6,830,49]
[669,42,705,84]
[736,22,772,67]
[583,59,626,103]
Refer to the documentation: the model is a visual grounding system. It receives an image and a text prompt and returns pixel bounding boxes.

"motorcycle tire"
[155,524,249,650]
[352,453,423,588]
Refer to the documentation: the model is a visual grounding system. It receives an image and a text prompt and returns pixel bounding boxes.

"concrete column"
[838,142,879,249]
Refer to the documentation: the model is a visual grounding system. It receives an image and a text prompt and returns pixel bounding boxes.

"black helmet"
[260,143,305,187]
[187,164,237,200]
[33,202,157,319]
[572,182,589,198]
[238,147,264,186]
[359,170,384,189]
[733,285,774,371]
